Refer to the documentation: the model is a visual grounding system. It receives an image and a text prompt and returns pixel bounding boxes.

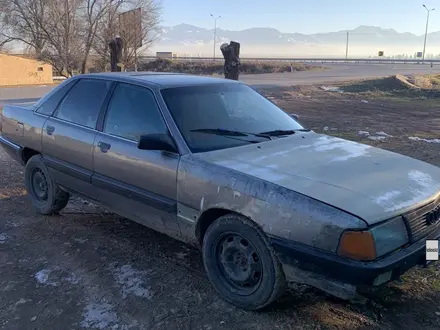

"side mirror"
[290,113,299,120]
[138,133,178,153]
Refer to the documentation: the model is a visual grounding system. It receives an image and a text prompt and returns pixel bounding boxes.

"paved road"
[244,62,440,87]
[1,63,440,106]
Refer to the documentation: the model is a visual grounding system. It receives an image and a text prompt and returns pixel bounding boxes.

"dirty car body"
[1,72,440,307]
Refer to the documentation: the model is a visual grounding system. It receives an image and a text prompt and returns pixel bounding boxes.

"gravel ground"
[1,86,440,330]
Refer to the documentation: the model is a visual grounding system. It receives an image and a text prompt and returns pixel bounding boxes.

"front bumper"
[270,234,439,287]
[0,136,24,165]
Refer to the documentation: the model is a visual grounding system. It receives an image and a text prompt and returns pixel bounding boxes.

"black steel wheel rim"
[214,232,263,296]
[31,168,48,202]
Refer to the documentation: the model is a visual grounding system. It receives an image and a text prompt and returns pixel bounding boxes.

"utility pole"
[345,31,349,60]
[422,4,435,61]
[210,14,221,60]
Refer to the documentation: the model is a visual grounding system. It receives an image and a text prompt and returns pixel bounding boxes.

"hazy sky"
[162,0,440,35]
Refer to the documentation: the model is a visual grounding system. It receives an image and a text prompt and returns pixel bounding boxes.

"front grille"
[404,195,440,242]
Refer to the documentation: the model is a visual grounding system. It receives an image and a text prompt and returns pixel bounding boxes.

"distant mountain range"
[151,24,440,58]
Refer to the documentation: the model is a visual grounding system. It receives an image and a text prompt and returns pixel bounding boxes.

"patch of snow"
[409,170,435,187]
[368,136,387,141]
[320,86,343,93]
[0,233,7,244]
[112,265,153,299]
[74,237,88,244]
[80,301,119,329]
[359,131,392,141]
[314,136,371,162]
[35,269,51,285]
[376,131,393,137]
[174,252,188,260]
[409,136,440,144]
[361,100,369,103]
[380,170,440,212]
[375,191,402,205]
[34,268,59,287]
[15,298,31,306]
[64,273,80,285]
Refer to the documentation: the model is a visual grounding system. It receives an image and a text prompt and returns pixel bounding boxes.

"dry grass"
[335,74,440,99]
[139,58,325,75]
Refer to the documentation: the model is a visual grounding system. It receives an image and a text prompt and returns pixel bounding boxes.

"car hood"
[199,132,440,224]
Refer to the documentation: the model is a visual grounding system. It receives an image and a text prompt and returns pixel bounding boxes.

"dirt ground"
[1,84,440,330]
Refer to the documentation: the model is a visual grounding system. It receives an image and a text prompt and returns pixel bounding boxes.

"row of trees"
[0,0,162,76]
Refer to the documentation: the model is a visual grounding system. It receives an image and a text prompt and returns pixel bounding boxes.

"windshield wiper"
[258,129,296,136]
[190,128,272,140]
[259,128,311,136]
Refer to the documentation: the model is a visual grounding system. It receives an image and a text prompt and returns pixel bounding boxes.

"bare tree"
[0,0,48,55]
[79,0,123,73]
[0,0,161,75]
[37,0,84,76]
[93,0,162,71]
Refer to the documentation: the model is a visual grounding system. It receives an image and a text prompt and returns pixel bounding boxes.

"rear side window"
[36,80,76,116]
[103,83,168,141]
[54,79,112,129]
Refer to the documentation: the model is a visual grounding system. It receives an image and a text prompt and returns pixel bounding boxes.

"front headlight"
[370,216,409,257]
[337,216,409,261]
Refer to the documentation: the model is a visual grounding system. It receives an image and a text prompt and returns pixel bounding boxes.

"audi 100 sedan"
[1,72,439,310]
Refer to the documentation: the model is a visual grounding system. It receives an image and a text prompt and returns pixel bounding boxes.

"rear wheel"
[24,155,70,215]
[202,214,286,310]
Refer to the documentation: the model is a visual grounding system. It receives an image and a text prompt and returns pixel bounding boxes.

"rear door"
[42,78,113,196]
[91,82,180,235]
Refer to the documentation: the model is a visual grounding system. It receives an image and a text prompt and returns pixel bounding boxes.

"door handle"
[46,125,55,135]
[98,141,111,153]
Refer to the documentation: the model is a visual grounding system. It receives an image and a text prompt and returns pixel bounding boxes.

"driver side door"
[91,82,181,236]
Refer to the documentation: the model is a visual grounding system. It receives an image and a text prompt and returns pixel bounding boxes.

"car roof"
[82,72,241,88]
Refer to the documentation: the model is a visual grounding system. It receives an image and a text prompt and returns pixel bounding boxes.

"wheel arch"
[21,147,40,165]
[195,207,264,246]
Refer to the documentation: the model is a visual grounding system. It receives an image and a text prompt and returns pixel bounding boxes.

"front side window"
[54,79,112,129]
[103,83,168,141]
[161,83,304,153]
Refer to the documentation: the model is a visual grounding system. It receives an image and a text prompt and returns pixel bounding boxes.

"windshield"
[160,83,304,153]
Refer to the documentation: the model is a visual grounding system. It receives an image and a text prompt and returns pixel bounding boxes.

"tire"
[24,154,70,215]
[202,214,286,310]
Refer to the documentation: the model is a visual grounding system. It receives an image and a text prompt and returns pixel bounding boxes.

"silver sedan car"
[1,72,439,310]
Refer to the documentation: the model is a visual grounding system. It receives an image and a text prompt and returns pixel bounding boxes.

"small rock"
[361,100,369,103]
[30,316,37,322]
[220,321,225,325]
[323,126,329,131]
[436,311,440,316]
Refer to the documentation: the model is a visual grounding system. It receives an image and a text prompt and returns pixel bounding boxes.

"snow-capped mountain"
[152,24,440,58]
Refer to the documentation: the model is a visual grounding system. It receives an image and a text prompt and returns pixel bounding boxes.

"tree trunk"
[81,56,88,74]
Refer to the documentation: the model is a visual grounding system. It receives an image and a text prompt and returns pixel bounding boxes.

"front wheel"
[202,214,286,310]
[24,155,70,215]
